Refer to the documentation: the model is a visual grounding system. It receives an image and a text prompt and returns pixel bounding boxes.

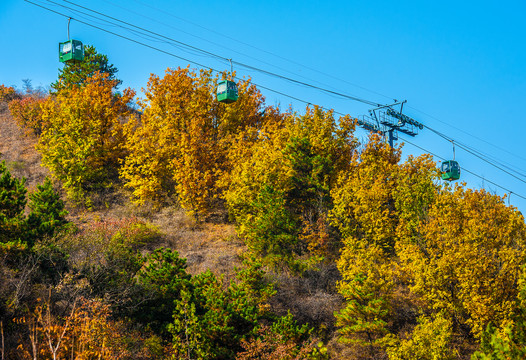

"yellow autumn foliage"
[223,106,357,270]
[38,72,135,203]
[120,67,268,218]
[399,185,526,338]
[330,135,526,354]
[330,134,402,253]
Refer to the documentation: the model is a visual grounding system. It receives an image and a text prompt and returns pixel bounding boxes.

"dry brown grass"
[269,263,343,336]
[66,200,246,279]
[0,99,246,280]
[146,206,245,277]
[0,100,48,190]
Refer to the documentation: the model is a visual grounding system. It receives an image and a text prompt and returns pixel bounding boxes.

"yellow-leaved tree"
[16,296,136,360]
[398,185,526,339]
[38,72,135,204]
[330,135,401,358]
[330,134,401,253]
[223,106,357,272]
[330,136,454,359]
[120,67,268,218]
[331,135,526,356]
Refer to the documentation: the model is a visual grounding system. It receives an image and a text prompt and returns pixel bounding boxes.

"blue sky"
[2,0,526,211]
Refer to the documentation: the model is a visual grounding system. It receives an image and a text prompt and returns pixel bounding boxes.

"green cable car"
[59,39,84,63]
[216,80,238,103]
[441,160,460,181]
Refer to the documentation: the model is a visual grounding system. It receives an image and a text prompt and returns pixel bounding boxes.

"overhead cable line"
[25,1,351,117]
[40,0,382,107]
[408,104,526,165]
[46,0,228,60]
[55,0,526,174]
[400,137,526,201]
[125,0,396,103]
[423,122,526,180]
[126,0,526,169]
[42,0,523,169]
[73,0,358,95]
[424,126,526,184]
[128,0,525,169]
[455,142,526,180]
[47,0,526,171]
[25,0,526,201]
[26,0,226,71]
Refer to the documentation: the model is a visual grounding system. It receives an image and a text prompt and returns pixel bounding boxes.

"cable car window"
[62,42,72,53]
[217,83,227,93]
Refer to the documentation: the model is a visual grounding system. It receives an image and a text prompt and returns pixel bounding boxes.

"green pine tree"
[51,45,121,93]
[335,241,394,359]
[26,177,69,240]
[170,258,277,359]
[136,247,191,337]
[335,272,391,351]
[0,160,27,244]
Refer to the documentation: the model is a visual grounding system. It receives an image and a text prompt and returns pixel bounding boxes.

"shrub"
[8,96,47,136]
[0,84,19,102]
[0,160,27,245]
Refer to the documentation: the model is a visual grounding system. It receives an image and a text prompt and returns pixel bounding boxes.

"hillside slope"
[0,98,344,349]
[0,100,48,190]
[0,100,245,277]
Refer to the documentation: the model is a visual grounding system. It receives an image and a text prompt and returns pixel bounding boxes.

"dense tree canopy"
[2,62,526,359]
[121,67,273,217]
[224,106,357,272]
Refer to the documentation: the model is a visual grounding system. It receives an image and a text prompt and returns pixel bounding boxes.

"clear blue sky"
[2,0,526,211]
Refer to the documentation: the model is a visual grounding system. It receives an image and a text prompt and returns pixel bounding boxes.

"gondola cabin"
[441,160,460,181]
[216,80,238,103]
[59,40,84,63]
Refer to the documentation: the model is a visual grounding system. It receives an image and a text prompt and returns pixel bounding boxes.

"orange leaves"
[8,96,47,136]
[16,295,130,360]
[122,67,218,213]
[121,67,268,218]
[0,84,17,102]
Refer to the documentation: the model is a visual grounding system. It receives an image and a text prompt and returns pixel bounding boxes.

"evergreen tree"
[26,177,69,240]
[51,45,120,93]
[0,160,27,244]
[170,258,276,359]
[224,106,356,272]
[136,248,191,337]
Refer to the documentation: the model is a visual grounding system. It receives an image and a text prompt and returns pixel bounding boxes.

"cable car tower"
[358,102,462,181]
[357,100,424,147]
